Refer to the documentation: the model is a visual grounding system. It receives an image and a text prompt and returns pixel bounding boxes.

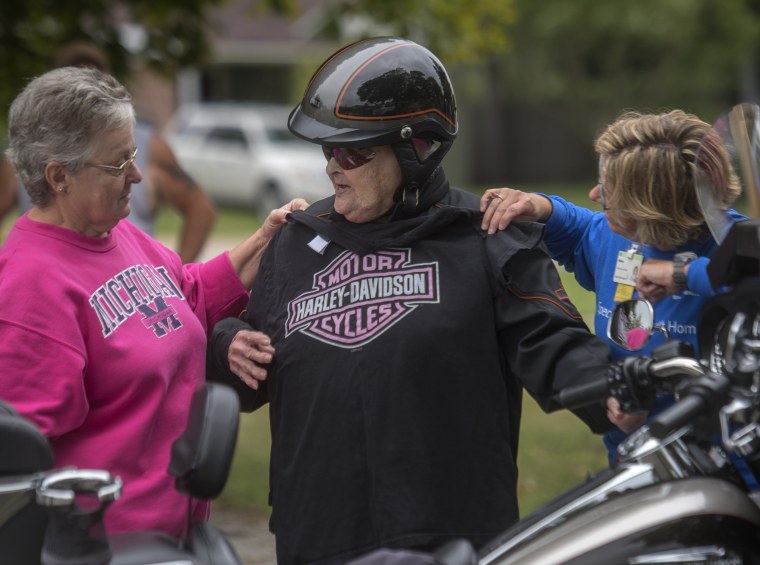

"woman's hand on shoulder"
[228,198,310,289]
[260,198,309,240]
[479,188,552,234]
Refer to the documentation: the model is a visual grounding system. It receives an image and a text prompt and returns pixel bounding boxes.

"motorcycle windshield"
[695,102,760,242]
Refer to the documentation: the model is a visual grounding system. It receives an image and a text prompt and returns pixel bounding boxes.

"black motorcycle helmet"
[288,37,458,217]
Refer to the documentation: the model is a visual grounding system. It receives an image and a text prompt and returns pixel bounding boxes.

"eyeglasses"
[322,146,376,170]
[86,148,139,176]
[598,156,611,211]
[598,181,611,211]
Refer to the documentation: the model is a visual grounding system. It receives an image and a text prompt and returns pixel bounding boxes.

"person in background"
[480,109,743,465]
[0,158,16,227]
[206,37,614,564]
[0,40,216,263]
[0,66,304,538]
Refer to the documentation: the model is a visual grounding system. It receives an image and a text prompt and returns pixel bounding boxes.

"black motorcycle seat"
[0,399,53,474]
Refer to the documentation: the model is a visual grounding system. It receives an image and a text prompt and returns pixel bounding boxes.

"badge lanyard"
[612,244,643,302]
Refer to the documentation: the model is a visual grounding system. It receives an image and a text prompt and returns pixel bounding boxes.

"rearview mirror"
[607,299,655,351]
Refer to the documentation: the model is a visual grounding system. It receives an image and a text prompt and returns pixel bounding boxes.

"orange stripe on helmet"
[334,42,457,130]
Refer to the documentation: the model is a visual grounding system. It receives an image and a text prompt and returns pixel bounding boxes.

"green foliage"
[249,0,297,18]
[0,0,226,126]
[318,0,517,63]
[158,205,262,237]
[517,396,607,516]
[504,0,760,122]
[221,408,273,510]
[307,0,760,127]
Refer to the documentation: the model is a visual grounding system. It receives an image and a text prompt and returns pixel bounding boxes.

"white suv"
[165,103,332,215]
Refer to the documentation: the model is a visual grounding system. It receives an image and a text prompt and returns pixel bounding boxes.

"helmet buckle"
[402,185,420,213]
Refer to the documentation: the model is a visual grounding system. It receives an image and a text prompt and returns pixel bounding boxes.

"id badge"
[613,283,635,302]
[613,250,644,286]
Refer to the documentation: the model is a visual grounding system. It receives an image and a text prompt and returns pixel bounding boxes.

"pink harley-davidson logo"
[286,249,439,348]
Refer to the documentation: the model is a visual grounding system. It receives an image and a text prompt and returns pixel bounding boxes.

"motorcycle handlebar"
[648,357,705,379]
[648,370,731,439]
[647,395,707,439]
[555,377,610,411]
[555,357,705,412]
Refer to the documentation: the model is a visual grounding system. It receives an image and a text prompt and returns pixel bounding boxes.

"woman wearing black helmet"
[207,37,614,564]
[287,36,459,220]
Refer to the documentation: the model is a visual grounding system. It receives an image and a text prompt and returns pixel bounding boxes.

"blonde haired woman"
[480,109,743,465]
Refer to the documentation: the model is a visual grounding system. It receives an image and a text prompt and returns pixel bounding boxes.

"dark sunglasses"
[322,136,444,170]
[322,146,377,170]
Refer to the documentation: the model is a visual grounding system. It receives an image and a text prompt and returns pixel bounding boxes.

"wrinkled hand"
[259,198,310,240]
[606,397,647,433]
[228,330,275,390]
[479,188,552,234]
[636,259,676,304]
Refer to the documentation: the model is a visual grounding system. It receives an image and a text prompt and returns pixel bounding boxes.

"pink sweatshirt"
[0,214,249,539]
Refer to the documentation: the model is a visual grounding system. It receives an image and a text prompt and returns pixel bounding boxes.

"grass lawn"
[163,182,609,519]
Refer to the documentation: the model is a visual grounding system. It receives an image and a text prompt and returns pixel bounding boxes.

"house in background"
[127,1,472,186]
[131,0,337,130]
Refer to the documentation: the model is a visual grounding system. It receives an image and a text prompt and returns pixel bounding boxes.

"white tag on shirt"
[308,234,330,255]
[613,250,644,286]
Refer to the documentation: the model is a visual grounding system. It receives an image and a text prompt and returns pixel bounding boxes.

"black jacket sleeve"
[206,313,268,412]
[494,244,613,434]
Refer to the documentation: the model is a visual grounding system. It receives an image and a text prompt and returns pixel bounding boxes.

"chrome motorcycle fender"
[480,477,760,565]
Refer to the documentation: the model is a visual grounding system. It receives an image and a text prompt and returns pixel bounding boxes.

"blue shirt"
[543,196,744,463]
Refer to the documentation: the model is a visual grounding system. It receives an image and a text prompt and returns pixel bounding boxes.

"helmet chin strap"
[400,182,421,216]
[390,139,450,219]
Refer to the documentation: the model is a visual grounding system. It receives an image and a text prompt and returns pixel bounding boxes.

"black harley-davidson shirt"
[207,181,612,565]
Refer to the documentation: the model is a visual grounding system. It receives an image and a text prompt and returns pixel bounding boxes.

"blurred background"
[3,0,760,190]
[2,0,760,544]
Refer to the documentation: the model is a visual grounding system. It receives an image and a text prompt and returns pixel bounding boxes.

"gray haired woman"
[0,66,304,538]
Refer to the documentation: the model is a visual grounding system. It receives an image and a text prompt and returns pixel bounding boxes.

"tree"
[0,0,517,133]
[311,1,760,183]
[470,0,760,183]
[0,0,226,129]
[504,0,760,122]
[317,0,516,63]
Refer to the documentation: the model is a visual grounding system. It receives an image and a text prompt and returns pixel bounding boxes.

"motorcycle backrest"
[169,382,240,500]
[0,400,54,565]
[0,400,53,474]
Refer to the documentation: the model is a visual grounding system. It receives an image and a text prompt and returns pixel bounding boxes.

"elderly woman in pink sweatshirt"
[0,66,304,539]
